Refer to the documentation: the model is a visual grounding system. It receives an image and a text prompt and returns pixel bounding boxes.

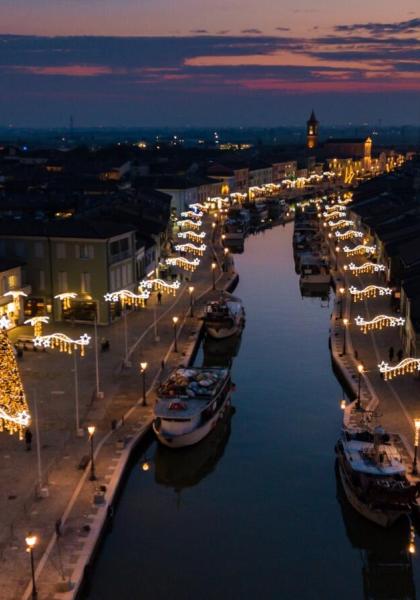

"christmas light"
[189,203,207,212]
[104,289,150,307]
[355,314,405,333]
[54,292,77,310]
[139,279,180,296]
[343,244,376,257]
[323,210,346,219]
[166,256,200,272]
[177,231,206,242]
[176,219,202,230]
[335,229,363,240]
[181,210,203,219]
[24,316,50,337]
[3,290,27,299]
[325,203,345,212]
[378,358,420,381]
[0,315,12,330]
[349,285,392,302]
[343,262,386,274]
[174,242,207,256]
[34,332,91,356]
[0,329,31,437]
[328,219,354,230]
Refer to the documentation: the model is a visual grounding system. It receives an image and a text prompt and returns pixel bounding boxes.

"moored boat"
[299,255,330,286]
[153,367,232,448]
[335,425,418,527]
[203,293,245,340]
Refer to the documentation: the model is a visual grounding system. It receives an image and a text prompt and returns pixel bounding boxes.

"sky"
[0,0,419,127]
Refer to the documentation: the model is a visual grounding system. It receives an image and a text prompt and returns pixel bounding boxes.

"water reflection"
[154,406,235,492]
[202,333,242,368]
[300,282,331,302]
[336,463,416,600]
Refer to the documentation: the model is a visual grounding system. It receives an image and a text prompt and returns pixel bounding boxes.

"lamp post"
[87,425,96,481]
[339,287,345,319]
[342,318,348,355]
[140,362,148,406]
[93,307,103,398]
[413,419,420,475]
[172,316,179,352]
[188,286,194,317]
[25,533,37,599]
[212,262,217,290]
[357,364,364,409]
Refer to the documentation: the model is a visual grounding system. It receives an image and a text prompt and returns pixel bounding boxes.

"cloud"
[275,27,290,32]
[190,29,208,34]
[335,18,420,35]
[240,29,262,34]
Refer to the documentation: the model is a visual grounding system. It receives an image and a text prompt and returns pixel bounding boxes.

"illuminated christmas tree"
[0,329,30,437]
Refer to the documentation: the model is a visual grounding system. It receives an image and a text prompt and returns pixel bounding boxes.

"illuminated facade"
[306,110,319,150]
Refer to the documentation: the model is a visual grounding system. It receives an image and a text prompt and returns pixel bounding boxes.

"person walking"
[25,428,32,451]
[157,291,162,305]
[388,346,394,362]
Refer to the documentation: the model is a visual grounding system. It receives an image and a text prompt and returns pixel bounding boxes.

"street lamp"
[339,287,345,319]
[172,316,179,352]
[357,364,364,409]
[342,318,348,355]
[25,533,37,599]
[413,419,420,475]
[140,362,148,406]
[87,425,96,481]
[188,286,195,317]
[212,262,217,290]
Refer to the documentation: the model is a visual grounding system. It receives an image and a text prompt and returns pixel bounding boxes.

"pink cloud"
[13,64,114,77]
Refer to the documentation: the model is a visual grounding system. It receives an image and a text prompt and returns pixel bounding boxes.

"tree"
[0,330,30,438]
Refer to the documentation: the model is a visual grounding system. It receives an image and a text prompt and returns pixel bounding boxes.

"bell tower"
[307,110,319,150]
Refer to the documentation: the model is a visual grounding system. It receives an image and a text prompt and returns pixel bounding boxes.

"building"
[307,110,319,150]
[0,259,29,326]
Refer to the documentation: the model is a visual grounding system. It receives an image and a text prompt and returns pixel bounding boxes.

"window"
[56,243,66,259]
[57,271,68,293]
[34,242,44,259]
[39,270,45,290]
[1,276,8,294]
[8,274,17,289]
[81,272,91,294]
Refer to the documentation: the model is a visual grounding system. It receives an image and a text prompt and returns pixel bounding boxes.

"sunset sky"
[0,0,419,127]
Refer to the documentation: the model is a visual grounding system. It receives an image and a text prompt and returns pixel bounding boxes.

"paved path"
[0,215,235,600]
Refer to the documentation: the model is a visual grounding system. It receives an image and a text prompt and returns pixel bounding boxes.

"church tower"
[306,110,319,150]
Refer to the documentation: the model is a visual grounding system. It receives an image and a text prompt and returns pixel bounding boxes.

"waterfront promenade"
[0,217,234,600]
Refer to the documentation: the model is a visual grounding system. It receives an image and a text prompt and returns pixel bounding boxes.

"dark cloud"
[335,18,420,35]
[190,29,208,34]
[275,27,290,32]
[240,29,262,34]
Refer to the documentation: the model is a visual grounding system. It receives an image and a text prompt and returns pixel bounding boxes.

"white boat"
[335,425,417,527]
[203,294,245,339]
[153,367,232,448]
[299,255,330,286]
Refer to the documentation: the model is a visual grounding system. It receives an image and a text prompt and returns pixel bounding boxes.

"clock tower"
[306,110,319,150]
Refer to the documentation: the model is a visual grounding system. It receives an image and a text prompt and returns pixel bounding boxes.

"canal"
[87,222,418,600]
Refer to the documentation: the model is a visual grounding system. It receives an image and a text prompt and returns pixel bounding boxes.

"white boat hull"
[337,459,405,528]
[153,394,231,448]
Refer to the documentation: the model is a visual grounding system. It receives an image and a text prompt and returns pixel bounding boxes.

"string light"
[166,257,200,272]
[335,229,363,240]
[180,210,203,219]
[355,314,405,333]
[189,203,207,212]
[378,358,420,381]
[176,219,202,230]
[349,285,392,302]
[325,203,346,212]
[104,289,150,307]
[343,244,376,257]
[24,316,49,337]
[177,231,206,242]
[34,332,91,356]
[139,279,180,295]
[343,262,386,274]
[174,242,207,256]
[54,292,77,310]
[0,329,31,437]
[328,219,354,230]
[0,315,12,330]
[323,210,346,219]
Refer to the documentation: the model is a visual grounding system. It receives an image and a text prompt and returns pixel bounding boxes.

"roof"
[0,259,25,272]
[324,138,369,144]
[0,219,135,240]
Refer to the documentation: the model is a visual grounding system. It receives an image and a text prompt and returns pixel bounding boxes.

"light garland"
[24,316,50,337]
[349,285,392,302]
[0,329,31,437]
[181,210,203,219]
[176,219,202,230]
[54,292,77,310]
[343,244,376,257]
[343,262,386,274]
[328,219,354,230]
[177,230,206,242]
[325,203,345,212]
[104,289,150,307]
[166,256,200,272]
[0,315,12,330]
[335,229,363,240]
[34,332,91,357]
[189,203,207,212]
[174,242,207,256]
[323,210,346,219]
[355,314,405,333]
[378,358,420,381]
[139,279,180,296]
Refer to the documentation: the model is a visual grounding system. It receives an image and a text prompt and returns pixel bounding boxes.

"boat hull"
[337,456,406,528]
[153,393,231,448]
[206,323,242,340]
